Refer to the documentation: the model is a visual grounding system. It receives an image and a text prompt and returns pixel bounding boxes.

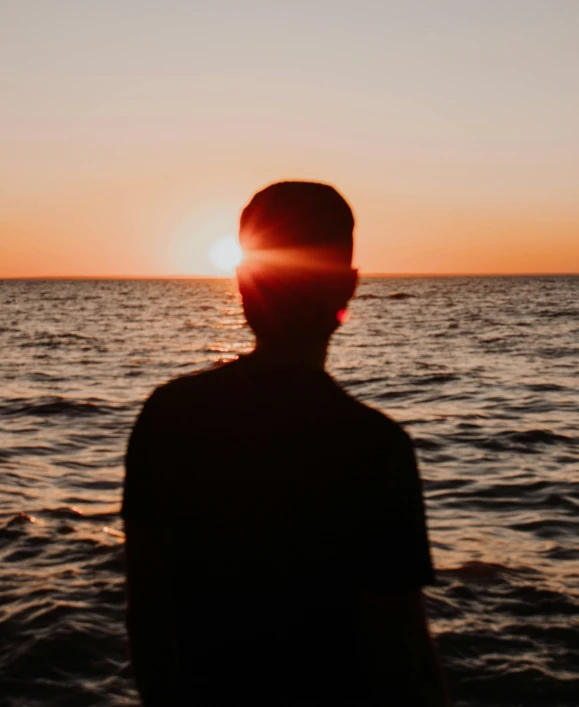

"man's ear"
[344,268,359,302]
[236,263,259,303]
[334,267,358,313]
[235,263,248,296]
[349,268,359,297]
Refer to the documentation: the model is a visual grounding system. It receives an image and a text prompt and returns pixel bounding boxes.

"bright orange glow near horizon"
[208,235,243,274]
[1,2,578,278]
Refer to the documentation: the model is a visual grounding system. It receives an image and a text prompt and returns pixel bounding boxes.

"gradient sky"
[1,0,578,276]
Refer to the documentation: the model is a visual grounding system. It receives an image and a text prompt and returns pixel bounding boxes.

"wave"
[0,396,122,418]
[526,382,569,392]
[44,506,85,520]
[412,373,460,386]
[441,428,576,453]
[413,436,444,450]
[353,291,417,301]
[387,291,416,299]
[538,308,579,318]
[479,429,576,452]
[506,429,575,445]
[0,449,15,463]
[439,559,540,581]
[0,512,45,540]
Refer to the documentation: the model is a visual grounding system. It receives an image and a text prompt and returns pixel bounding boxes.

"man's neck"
[251,338,329,371]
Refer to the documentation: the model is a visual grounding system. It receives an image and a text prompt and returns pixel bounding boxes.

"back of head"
[237,181,357,344]
[239,181,354,265]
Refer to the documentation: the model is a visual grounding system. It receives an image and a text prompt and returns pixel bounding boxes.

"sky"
[1,0,578,277]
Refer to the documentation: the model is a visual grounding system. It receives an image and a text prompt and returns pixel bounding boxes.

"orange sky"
[1,2,578,277]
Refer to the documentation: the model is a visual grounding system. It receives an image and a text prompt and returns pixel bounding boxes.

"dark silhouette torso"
[123,354,433,705]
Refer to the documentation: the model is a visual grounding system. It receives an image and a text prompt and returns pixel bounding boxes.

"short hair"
[239,181,354,266]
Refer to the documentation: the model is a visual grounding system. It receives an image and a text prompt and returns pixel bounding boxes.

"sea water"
[1,276,578,706]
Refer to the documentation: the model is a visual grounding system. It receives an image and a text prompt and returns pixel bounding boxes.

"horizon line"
[1,271,578,280]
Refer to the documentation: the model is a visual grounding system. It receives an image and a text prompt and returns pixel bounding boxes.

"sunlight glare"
[208,235,243,274]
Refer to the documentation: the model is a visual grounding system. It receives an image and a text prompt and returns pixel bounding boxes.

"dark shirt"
[122,354,434,705]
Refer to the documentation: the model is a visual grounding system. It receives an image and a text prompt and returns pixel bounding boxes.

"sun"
[208,235,243,274]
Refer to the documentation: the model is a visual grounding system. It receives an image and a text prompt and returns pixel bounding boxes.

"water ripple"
[0,275,578,707]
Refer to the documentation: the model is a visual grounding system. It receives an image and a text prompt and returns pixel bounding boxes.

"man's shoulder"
[338,389,412,445]
[133,361,235,425]
[295,369,409,451]
[143,360,413,447]
[149,359,240,399]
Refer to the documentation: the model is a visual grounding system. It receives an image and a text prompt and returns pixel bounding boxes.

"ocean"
[0,275,578,707]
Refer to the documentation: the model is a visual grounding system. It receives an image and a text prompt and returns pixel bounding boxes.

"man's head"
[237,181,358,346]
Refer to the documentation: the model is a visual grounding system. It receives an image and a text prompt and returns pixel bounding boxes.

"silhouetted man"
[123,181,447,706]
